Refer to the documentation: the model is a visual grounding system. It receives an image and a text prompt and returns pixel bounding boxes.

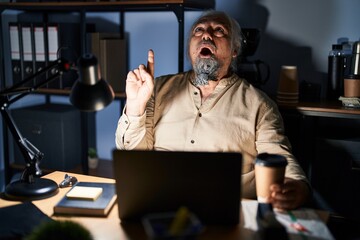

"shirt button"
[125,120,128,124]
[198,113,202,117]
[191,140,195,144]
[194,92,198,95]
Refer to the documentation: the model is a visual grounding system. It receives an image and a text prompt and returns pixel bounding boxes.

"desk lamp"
[0,54,114,200]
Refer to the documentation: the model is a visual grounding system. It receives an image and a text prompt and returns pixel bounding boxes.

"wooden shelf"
[36,88,126,99]
[0,1,215,12]
[278,101,360,119]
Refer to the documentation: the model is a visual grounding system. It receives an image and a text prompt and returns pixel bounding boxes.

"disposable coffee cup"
[255,153,288,203]
[344,75,360,97]
[277,65,299,94]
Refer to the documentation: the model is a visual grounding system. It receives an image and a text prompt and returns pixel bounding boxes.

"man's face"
[189,15,236,85]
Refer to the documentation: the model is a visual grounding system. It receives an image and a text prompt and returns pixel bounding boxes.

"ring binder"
[46,24,60,89]
[20,23,35,86]
[46,23,80,90]
[33,23,47,87]
[9,23,22,85]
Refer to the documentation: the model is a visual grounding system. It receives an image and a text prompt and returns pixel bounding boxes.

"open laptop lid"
[112,150,242,225]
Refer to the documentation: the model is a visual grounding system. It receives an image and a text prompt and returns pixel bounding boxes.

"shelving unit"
[0,1,215,75]
[0,1,215,185]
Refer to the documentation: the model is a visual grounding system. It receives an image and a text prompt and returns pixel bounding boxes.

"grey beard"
[193,57,220,86]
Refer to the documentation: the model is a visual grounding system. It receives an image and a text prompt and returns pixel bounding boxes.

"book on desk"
[53,182,117,217]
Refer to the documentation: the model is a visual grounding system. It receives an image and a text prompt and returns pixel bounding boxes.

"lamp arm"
[7,72,63,106]
[0,58,70,183]
[20,138,44,178]
[0,104,47,179]
[0,106,42,182]
[1,59,67,96]
[0,59,70,103]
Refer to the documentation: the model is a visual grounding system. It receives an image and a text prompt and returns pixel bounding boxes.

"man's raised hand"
[125,49,155,116]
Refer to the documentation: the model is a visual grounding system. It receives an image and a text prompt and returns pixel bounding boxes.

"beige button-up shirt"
[115,71,307,198]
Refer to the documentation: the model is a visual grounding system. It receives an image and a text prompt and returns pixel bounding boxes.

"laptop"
[112,150,242,225]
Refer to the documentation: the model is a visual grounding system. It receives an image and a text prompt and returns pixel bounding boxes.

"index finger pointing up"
[147,49,155,78]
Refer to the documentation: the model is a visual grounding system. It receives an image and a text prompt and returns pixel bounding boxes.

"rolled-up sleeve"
[255,98,308,183]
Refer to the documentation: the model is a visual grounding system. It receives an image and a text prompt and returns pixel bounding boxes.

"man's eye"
[214,27,225,35]
[194,27,204,34]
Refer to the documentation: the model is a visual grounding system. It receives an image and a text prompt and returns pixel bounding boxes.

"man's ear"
[232,50,238,58]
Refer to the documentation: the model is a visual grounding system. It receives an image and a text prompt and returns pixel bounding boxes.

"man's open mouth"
[200,47,213,57]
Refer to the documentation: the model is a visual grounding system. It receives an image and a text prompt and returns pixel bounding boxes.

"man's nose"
[202,29,213,40]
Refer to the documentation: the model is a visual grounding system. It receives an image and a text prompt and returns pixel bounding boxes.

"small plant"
[88,148,97,158]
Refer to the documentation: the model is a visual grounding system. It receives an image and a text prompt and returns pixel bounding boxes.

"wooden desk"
[1,171,332,240]
[0,171,257,240]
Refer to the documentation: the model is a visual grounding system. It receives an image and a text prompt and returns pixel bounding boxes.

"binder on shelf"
[46,24,61,89]
[89,32,121,62]
[20,23,35,86]
[100,37,127,93]
[9,23,22,85]
[89,32,127,93]
[46,23,81,90]
[33,23,47,87]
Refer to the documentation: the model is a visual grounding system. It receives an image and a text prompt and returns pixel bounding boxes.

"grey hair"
[187,10,243,72]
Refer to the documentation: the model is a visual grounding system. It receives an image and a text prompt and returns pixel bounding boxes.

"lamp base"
[5,178,59,201]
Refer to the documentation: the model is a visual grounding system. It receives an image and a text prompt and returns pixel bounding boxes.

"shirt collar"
[187,71,240,87]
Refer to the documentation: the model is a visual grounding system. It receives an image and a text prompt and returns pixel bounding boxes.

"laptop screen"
[112,150,242,225]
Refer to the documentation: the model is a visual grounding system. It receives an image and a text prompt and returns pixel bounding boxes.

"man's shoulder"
[154,71,191,90]
[234,75,277,109]
[155,71,189,82]
[234,76,265,98]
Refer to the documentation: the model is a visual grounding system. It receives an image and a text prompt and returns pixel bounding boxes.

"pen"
[287,210,309,233]
[168,206,190,236]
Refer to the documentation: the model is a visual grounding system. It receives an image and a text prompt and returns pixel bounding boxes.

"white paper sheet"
[242,200,335,240]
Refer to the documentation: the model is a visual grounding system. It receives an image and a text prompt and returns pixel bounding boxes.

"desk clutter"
[328,39,360,103]
[53,181,117,217]
[339,96,360,108]
[0,199,335,240]
[142,207,203,239]
[0,171,338,240]
[242,200,335,240]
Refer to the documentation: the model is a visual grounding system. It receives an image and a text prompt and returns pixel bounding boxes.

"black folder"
[20,23,35,86]
[33,23,47,87]
[9,23,22,85]
[46,23,80,89]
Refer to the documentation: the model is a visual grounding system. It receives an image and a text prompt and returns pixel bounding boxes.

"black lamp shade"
[70,79,114,111]
[70,53,114,111]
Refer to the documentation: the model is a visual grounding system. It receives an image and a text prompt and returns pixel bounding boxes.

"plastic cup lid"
[255,153,288,167]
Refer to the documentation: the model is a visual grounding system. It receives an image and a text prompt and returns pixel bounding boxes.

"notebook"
[112,150,242,225]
